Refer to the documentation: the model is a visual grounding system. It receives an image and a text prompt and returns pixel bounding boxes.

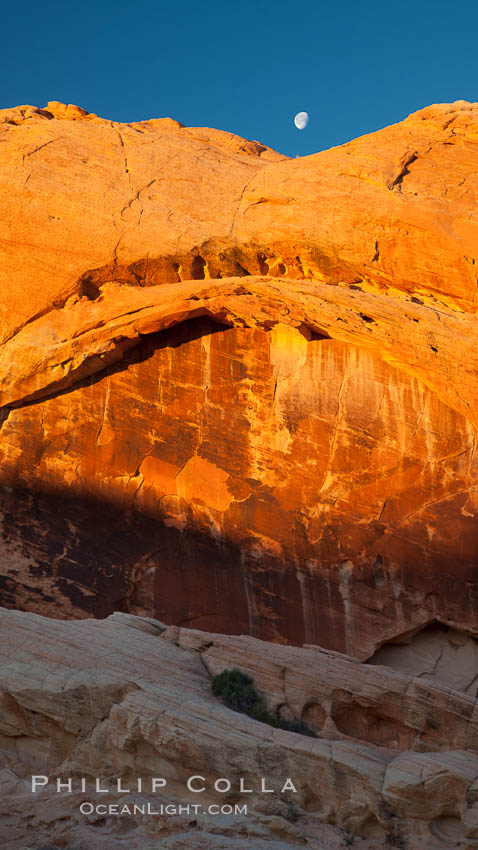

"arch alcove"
[0,310,477,657]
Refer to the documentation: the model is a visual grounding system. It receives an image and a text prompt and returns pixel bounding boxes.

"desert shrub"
[276,717,318,737]
[212,668,317,737]
[212,668,259,714]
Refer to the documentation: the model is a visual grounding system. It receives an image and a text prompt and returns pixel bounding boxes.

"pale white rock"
[1,608,478,849]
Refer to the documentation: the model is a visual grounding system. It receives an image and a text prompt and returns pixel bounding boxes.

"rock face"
[1,100,478,655]
[2,608,478,849]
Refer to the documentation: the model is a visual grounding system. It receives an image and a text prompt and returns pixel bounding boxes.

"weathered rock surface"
[2,608,478,848]
[368,622,478,694]
[0,100,478,653]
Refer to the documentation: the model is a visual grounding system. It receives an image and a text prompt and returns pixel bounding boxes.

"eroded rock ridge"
[0,100,478,654]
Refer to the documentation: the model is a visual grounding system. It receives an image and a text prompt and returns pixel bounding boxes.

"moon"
[294,111,309,130]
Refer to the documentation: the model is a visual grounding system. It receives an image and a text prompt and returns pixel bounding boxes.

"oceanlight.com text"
[79,802,248,817]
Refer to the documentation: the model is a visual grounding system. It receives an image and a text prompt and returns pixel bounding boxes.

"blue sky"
[2,0,477,157]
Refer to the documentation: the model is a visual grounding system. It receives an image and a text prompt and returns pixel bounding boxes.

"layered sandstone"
[0,100,478,655]
[2,608,478,849]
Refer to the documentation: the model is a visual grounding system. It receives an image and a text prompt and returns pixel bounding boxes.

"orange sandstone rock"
[0,101,477,656]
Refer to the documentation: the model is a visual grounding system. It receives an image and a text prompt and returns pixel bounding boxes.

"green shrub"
[277,717,318,737]
[212,668,317,737]
[212,668,259,714]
